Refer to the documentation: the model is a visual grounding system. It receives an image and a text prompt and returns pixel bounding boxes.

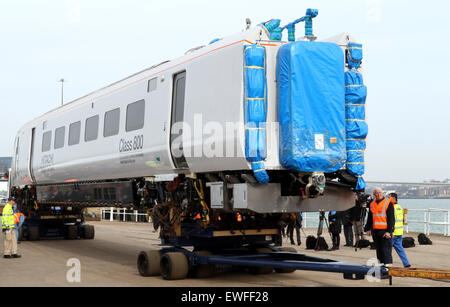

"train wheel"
[192,251,215,278]
[274,247,297,273]
[83,225,95,240]
[160,252,189,280]
[65,225,78,240]
[28,226,40,241]
[137,250,161,277]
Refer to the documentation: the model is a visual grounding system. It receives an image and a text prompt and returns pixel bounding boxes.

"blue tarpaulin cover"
[277,41,346,173]
[345,47,368,190]
[347,42,363,69]
[244,44,269,183]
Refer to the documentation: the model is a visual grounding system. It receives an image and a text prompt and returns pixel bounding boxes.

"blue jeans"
[392,235,411,267]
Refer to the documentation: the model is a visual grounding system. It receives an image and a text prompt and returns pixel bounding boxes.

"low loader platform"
[138,227,450,284]
[137,227,391,281]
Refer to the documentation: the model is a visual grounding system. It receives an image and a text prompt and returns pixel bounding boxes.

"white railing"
[98,207,450,237]
[405,208,450,236]
[101,207,150,223]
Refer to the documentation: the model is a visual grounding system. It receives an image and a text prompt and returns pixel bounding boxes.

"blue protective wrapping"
[345,46,367,190]
[244,45,269,183]
[277,41,346,173]
[347,42,363,69]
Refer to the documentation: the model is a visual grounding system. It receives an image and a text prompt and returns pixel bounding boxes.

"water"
[302,199,450,235]
[401,199,450,235]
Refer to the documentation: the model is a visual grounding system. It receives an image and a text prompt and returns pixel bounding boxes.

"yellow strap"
[245,45,265,51]
[253,169,266,172]
[245,66,264,70]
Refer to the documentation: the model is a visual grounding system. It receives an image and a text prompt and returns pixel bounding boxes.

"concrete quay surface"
[0,221,449,287]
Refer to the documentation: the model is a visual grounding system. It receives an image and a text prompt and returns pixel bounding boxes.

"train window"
[104,108,120,137]
[42,131,52,152]
[126,99,145,132]
[54,126,65,149]
[68,121,81,146]
[85,115,99,142]
[148,77,157,92]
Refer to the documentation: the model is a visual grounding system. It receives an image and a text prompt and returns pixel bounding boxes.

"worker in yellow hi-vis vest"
[389,193,411,268]
[2,197,21,258]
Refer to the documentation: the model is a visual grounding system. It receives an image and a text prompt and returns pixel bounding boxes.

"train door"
[28,127,36,183]
[170,71,189,169]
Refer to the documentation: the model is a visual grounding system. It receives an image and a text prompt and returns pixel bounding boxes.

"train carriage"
[9,12,368,248]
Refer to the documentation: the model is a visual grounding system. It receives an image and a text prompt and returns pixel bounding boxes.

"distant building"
[368,181,450,199]
[0,157,12,175]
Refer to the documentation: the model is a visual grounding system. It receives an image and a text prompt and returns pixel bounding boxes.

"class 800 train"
[9,12,368,246]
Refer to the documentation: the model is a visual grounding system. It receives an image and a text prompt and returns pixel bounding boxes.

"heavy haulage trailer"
[9,8,388,280]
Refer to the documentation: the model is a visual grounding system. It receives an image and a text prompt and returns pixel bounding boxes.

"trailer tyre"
[160,252,189,280]
[65,225,78,240]
[192,251,215,278]
[274,247,297,273]
[83,225,95,240]
[248,248,274,274]
[28,226,40,241]
[138,250,161,277]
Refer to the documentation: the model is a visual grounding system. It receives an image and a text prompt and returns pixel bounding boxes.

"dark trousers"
[287,222,301,245]
[372,229,393,265]
[331,232,340,249]
[344,223,354,245]
[279,221,287,237]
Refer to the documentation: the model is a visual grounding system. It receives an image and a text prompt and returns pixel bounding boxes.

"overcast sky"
[0,0,449,182]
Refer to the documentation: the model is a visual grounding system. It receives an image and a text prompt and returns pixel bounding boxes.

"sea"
[302,199,450,235]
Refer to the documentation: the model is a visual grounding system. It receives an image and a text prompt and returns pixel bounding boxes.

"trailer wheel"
[83,225,95,240]
[279,247,297,252]
[160,252,189,280]
[192,251,215,278]
[28,226,40,241]
[65,225,78,240]
[248,248,273,274]
[274,247,297,273]
[138,250,161,277]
